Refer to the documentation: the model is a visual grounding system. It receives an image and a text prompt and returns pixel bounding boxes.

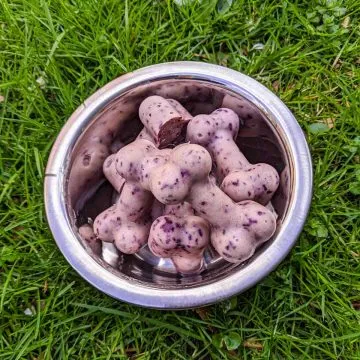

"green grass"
[1,0,360,358]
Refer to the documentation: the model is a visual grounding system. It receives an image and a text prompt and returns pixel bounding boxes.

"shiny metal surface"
[44,62,312,309]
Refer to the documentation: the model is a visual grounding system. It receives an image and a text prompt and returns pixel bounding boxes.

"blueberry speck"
[160,184,169,190]
[181,169,190,178]
[160,217,174,233]
[222,251,233,258]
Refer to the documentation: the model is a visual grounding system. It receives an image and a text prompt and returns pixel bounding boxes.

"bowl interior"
[66,79,291,289]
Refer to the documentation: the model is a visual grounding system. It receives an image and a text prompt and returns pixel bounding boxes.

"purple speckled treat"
[149,200,208,273]
[148,145,276,264]
[149,214,209,273]
[93,182,153,254]
[186,108,279,205]
[115,139,173,191]
[187,182,276,263]
[139,96,190,148]
[77,94,280,267]
[149,143,212,205]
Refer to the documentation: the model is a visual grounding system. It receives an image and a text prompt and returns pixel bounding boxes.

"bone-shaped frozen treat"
[137,98,192,145]
[148,143,212,204]
[149,201,209,273]
[103,97,193,194]
[149,145,277,263]
[186,108,279,204]
[95,139,172,253]
[93,181,153,254]
[115,139,172,186]
[115,140,206,205]
[139,96,191,148]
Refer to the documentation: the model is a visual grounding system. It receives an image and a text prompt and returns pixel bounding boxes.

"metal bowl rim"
[44,61,312,309]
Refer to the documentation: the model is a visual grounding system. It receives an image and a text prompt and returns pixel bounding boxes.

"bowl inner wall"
[66,79,291,289]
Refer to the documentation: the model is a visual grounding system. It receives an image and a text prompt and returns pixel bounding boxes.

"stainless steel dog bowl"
[44,62,312,309]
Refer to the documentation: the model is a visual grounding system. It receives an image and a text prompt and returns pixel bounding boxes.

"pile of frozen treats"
[79,95,280,273]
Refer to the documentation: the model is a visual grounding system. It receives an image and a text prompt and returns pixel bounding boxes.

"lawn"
[1,0,360,358]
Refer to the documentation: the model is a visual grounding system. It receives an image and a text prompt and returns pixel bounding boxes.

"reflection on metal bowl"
[44,62,312,309]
